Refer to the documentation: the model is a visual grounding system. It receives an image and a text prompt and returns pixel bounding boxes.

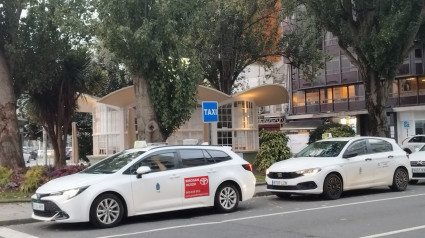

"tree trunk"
[362,67,390,137]
[133,73,165,143]
[0,51,25,169]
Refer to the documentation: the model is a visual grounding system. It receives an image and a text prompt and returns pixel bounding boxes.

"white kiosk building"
[79,85,288,156]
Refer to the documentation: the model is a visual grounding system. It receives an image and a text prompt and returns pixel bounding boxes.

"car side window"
[409,136,422,143]
[180,149,207,168]
[202,150,216,164]
[206,150,232,163]
[345,140,368,156]
[129,152,176,174]
[368,139,393,153]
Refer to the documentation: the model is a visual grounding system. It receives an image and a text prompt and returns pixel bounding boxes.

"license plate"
[32,202,44,211]
[272,180,287,186]
[413,167,425,173]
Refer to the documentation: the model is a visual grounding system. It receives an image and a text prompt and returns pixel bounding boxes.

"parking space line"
[97,193,425,238]
[0,227,38,238]
[359,225,425,238]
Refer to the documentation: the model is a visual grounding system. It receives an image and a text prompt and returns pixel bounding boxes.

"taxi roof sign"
[134,140,147,148]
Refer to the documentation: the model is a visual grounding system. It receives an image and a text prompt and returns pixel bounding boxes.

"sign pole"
[202,101,218,145]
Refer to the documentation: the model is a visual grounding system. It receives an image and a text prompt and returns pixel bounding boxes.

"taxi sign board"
[202,101,218,122]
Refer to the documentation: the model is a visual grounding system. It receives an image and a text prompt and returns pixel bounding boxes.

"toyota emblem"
[200,177,209,185]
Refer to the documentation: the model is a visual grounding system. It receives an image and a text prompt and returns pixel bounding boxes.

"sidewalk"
[0,184,271,226]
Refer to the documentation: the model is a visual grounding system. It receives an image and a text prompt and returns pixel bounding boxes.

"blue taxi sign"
[202,101,218,122]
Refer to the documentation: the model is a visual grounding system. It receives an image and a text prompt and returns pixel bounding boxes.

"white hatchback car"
[409,145,425,184]
[266,137,411,200]
[31,145,256,228]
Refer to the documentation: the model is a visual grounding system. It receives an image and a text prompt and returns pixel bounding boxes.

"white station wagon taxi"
[31,144,256,228]
[266,137,412,200]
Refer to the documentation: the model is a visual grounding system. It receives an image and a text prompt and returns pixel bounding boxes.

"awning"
[233,84,289,106]
[98,86,135,107]
[281,120,323,131]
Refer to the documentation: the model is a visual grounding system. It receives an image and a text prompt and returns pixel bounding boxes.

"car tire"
[409,179,419,185]
[90,193,124,228]
[322,174,343,200]
[390,168,409,191]
[214,183,239,213]
[274,192,291,199]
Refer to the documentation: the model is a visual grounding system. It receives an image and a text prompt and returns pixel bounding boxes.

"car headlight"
[295,168,321,175]
[49,186,89,199]
[266,169,270,175]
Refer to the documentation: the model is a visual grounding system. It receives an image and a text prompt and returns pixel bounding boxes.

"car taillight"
[242,164,253,172]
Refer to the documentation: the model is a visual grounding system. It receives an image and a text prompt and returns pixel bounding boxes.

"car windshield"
[420,145,425,152]
[82,150,145,174]
[295,141,348,158]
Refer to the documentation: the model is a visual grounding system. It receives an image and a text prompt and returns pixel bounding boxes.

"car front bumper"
[265,173,325,195]
[31,192,91,223]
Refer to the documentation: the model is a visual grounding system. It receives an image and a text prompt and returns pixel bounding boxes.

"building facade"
[286,32,425,144]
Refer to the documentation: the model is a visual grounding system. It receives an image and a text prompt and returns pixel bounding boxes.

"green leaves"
[253,130,292,173]
[148,57,201,138]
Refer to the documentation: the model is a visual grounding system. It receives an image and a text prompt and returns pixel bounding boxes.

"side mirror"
[136,166,151,179]
[343,151,358,159]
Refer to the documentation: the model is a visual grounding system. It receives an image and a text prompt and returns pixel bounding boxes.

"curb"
[0,218,38,226]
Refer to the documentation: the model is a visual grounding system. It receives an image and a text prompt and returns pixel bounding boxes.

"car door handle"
[388,155,394,159]
[169,174,180,179]
[365,158,372,161]
[207,169,217,174]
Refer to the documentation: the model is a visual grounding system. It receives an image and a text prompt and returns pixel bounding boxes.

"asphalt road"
[3,183,425,238]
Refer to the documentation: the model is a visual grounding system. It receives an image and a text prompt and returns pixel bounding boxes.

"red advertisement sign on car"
[184,176,209,198]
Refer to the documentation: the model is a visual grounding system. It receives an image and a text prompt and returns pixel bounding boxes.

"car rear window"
[409,136,425,143]
[369,139,393,153]
[205,150,232,163]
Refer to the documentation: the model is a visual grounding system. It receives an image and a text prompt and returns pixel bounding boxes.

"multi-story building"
[285,32,425,145]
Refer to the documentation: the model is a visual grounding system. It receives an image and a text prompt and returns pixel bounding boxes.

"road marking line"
[97,193,425,238]
[359,225,425,238]
[0,227,38,238]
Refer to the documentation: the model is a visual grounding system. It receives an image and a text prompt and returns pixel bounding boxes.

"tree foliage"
[254,130,292,172]
[189,0,326,94]
[15,0,101,168]
[285,0,425,136]
[308,122,355,144]
[95,0,202,141]
[23,48,102,167]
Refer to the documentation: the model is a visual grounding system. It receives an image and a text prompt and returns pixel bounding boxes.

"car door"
[130,150,182,214]
[342,139,375,188]
[367,138,397,184]
[177,149,215,207]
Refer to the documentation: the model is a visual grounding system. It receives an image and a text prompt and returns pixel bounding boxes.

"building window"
[218,103,232,129]
[419,77,425,95]
[320,88,333,104]
[333,86,348,103]
[292,91,305,107]
[326,56,340,75]
[217,131,232,146]
[234,100,254,129]
[341,55,356,72]
[306,89,320,105]
[415,120,425,135]
[400,77,417,94]
[416,63,424,74]
[348,84,364,101]
[415,48,422,58]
